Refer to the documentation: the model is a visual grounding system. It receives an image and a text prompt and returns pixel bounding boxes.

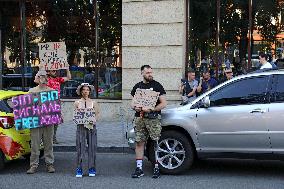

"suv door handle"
[250,108,266,113]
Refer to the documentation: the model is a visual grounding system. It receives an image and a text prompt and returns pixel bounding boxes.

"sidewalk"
[54,120,132,152]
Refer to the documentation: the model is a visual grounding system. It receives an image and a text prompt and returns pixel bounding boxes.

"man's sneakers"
[152,167,160,179]
[27,165,55,174]
[131,167,161,179]
[47,164,55,173]
[76,168,83,178]
[26,166,38,174]
[88,168,96,177]
[131,167,144,178]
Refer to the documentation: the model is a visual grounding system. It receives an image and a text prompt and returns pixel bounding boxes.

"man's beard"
[39,78,48,84]
[144,76,153,82]
[40,80,48,85]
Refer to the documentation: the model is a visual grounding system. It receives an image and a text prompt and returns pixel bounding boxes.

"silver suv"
[127,69,284,174]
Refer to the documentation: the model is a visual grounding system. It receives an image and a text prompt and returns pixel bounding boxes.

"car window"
[0,99,13,113]
[272,75,284,102]
[209,76,270,107]
[7,99,13,109]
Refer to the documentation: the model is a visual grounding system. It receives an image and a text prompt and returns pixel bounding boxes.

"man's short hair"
[259,52,268,60]
[187,69,195,74]
[202,69,210,74]
[141,65,152,71]
[224,68,232,73]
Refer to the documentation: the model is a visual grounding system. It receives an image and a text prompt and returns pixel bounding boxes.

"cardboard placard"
[73,108,96,125]
[39,42,68,70]
[132,89,160,109]
[12,90,62,130]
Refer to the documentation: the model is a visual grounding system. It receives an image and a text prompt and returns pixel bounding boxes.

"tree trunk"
[239,27,248,63]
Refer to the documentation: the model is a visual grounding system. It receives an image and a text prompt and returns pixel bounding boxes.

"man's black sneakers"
[131,168,144,178]
[152,167,160,179]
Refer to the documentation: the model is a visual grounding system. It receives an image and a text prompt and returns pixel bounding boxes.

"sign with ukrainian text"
[12,90,62,130]
[73,108,96,125]
[133,89,160,110]
[39,42,68,70]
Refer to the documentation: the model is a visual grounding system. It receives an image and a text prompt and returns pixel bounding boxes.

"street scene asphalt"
[1,152,284,189]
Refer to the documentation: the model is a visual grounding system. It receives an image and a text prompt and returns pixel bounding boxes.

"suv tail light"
[0,116,14,129]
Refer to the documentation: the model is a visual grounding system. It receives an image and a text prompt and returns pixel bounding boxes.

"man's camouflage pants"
[134,116,161,142]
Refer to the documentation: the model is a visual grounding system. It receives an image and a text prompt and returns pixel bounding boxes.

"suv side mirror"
[203,96,210,108]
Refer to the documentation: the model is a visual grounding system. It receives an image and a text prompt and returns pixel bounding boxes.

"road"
[1,153,284,189]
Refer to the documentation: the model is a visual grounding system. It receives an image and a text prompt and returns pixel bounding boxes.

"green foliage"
[254,0,281,51]
[189,0,284,60]
[99,0,121,54]
[0,0,121,62]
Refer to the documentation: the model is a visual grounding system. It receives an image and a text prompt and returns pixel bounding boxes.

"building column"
[122,0,186,104]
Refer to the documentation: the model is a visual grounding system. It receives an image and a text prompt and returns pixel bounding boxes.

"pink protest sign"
[12,90,62,130]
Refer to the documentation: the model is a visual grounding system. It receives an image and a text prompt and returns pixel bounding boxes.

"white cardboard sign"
[132,89,160,109]
[73,108,96,125]
[39,42,68,70]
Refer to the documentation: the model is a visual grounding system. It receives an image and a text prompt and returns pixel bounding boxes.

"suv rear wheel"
[149,130,195,174]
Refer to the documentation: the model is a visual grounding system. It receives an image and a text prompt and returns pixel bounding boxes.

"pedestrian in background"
[197,70,218,94]
[179,69,198,105]
[259,52,272,70]
[220,68,234,83]
[74,83,100,178]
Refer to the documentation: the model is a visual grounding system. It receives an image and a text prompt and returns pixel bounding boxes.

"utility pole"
[185,0,190,77]
[94,0,99,97]
[215,0,220,79]
[94,0,98,66]
[247,0,253,70]
[20,0,27,91]
[0,29,2,90]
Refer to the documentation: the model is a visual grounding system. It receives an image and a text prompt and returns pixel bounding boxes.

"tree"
[255,0,282,51]
[189,0,284,66]
[0,0,122,67]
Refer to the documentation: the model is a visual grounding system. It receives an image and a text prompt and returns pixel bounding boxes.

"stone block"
[122,0,184,24]
[122,46,184,69]
[122,23,184,46]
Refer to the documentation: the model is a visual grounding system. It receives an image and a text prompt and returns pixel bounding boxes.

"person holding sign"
[34,67,71,144]
[130,65,167,179]
[36,41,72,144]
[74,83,100,178]
[27,70,56,174]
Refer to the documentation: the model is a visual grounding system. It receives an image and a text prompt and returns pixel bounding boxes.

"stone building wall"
[122,0,186,102]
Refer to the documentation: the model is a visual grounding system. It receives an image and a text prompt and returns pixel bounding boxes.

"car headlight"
[0,116,14,129]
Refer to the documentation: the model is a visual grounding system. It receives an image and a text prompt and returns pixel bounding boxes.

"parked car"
[0,90,42,170]
[127,69,284,174]
[2,73,36,91]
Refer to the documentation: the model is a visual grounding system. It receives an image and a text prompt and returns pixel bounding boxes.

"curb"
[54,146,134,153]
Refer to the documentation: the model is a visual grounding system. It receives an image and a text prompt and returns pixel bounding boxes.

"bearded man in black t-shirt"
[130,65,167,179]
